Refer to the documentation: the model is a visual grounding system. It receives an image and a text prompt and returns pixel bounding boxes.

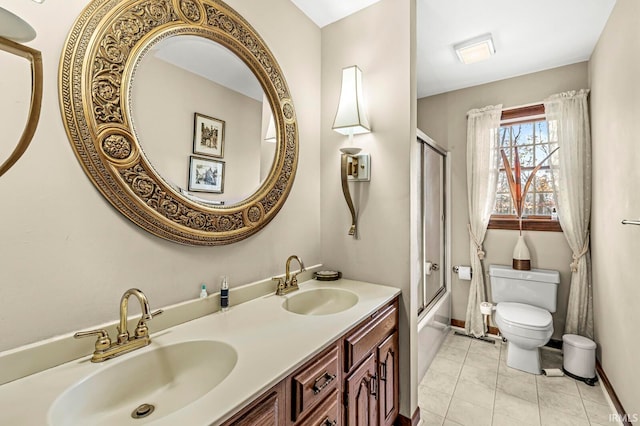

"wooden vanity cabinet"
[343,300,399,426]
[221,297,399,426]
[288,343,341,424]
[223,381,286,425]
[344,352,378,425]
[292,388,341,426]
[377,332,399,426]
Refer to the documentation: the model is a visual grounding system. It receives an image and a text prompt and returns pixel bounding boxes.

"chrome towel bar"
[622,219,640,226]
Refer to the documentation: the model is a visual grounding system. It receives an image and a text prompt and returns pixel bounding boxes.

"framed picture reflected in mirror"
[188,155,225,193]
[193,113,225,158]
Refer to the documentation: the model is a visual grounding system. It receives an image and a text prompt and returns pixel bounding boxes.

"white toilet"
[489,264,560,374]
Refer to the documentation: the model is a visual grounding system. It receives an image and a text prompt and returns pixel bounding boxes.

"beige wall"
[417,63,588,339]
[320,0,417,417]
[589,0,640,417]
[0,0,321,351]
[133,55,263,204]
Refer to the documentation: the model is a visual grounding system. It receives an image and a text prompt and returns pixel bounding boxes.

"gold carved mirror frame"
[59,0,298,245]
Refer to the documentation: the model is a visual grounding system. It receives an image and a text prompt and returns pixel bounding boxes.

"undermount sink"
[48,340,237,425]
[282,288,359,315]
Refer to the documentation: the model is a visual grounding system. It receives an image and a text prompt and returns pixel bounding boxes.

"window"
[488,104,562,232]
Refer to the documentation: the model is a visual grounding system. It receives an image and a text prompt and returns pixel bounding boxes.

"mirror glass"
[131,35,277,207]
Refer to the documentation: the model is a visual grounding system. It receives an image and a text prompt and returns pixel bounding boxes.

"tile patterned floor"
[419,330,619,426]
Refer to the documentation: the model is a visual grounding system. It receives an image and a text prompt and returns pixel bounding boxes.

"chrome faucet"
[273,255,306,296]
[75,288,162,362]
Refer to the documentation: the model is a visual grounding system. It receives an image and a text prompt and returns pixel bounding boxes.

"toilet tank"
[489,265,560,312]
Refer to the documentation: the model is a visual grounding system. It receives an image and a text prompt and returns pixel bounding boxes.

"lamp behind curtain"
[465,105,502,337]
[544,89,593,339]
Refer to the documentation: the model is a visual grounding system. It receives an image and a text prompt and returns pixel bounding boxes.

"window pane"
[535,170,554,192]
[535,121,549,144]
[517,145,534,167]
[535,192,555,215]
[497,171,509,193]
[523,193,534,216]
[535,143,553,163]
[513,122,533,146]
[493,117,557,220]
[494,194,513,215]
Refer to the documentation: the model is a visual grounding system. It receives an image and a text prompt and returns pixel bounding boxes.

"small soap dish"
[314,270,342,281]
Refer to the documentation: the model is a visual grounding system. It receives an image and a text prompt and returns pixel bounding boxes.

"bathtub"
[417,290,451,381]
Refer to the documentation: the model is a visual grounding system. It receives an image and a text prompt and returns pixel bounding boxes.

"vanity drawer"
[294,388,340,426]
[344,301,398,372]
[291,344,340,422]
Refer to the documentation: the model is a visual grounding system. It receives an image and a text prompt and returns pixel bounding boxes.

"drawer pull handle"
[369,374,378,399]
[321,417,337,426]
[379,362,387,381]
[312,372,336,395]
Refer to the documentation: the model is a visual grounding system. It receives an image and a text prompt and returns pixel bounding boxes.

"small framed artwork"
[188,156,225,193]
[193,113,225,158]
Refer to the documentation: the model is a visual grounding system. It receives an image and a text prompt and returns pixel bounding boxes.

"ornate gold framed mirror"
[60,0,298,245]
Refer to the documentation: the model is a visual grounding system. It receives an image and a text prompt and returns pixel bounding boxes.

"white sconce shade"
[454,34,495,64]
[0,7,37,42]
[332,65,370,136]
[264,114,276,143]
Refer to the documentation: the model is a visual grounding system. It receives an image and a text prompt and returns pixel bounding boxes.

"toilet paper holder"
[452,265,472,275]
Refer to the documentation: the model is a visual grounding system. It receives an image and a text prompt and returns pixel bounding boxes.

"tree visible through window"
[489,105,562,232]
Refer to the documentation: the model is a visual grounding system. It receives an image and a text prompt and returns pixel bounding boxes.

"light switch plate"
[348,153,370,182]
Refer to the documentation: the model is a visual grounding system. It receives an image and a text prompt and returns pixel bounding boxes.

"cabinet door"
[345,352,378,426]
[224,383,285,426]
[377,332,399,426]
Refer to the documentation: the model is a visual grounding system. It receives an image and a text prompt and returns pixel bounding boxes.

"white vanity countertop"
[0,279,400,425]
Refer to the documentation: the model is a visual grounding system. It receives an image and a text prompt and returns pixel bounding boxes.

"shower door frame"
[417,130,451,321]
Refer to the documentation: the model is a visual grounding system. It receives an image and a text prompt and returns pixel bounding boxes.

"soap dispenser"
[220,276,229,311]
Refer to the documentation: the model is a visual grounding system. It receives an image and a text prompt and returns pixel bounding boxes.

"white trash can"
[562,334,598,386]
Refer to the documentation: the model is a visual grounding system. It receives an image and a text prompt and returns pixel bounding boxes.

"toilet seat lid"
[496,302,552,329]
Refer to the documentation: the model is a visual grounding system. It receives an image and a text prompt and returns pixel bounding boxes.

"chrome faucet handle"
[290,275,299,289]
[142,309,163,321]
[272,277,286,295]
[135,309,163,338]
[74,328,111,351]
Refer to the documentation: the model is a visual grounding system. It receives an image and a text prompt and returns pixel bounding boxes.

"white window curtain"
[465,105,502,337]
[544,89,593,339]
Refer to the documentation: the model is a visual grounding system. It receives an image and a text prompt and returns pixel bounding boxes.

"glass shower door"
[418,139,446,317]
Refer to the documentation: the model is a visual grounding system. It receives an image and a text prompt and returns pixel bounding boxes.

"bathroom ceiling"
[289,0,383,28]
[291,0,617,98]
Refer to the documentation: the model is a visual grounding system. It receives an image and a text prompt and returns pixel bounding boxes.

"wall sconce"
[0,7,43,178]
[332,65,371,238]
